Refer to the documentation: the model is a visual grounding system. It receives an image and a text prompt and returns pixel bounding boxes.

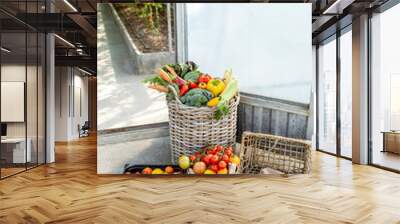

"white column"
[46,33,55,163]
[45,0,55,163]
[175,3,187,63]
[352,14,369,164]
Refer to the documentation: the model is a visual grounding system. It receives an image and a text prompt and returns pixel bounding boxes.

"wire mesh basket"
[167,94,240,164]
[238,131,311,174]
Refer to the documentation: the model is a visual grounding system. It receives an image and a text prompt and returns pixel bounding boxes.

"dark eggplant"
[186,61,198,71]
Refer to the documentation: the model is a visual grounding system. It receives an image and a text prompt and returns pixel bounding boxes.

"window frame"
[315,24,352,160]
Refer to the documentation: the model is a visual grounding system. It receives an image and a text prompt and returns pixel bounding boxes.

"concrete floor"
[97,4,168,131]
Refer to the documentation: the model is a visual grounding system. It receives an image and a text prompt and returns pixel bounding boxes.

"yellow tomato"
[151,168,164,174]
[204,169,216,175]
[230,155,240,165]
[217,168,228,174]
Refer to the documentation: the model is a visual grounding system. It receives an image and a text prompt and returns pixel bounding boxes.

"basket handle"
[168,84,183,105]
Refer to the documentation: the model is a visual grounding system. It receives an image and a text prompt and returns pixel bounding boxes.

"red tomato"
[198,74,211,83]
[202,154,212,165]
[222,154,230,163]
[190,155,196,162]
[210,155,219,164]
[225,149,233,157]
[218,161,227,169]
[195,152,201,157]
[216,145,224,152]
[210,164,219,172]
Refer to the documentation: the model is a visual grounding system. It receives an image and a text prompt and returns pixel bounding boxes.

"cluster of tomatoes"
[189,145,235,174]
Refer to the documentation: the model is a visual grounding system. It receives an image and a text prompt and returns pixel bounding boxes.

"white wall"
[55,67,89,141]
[185,3,312,104]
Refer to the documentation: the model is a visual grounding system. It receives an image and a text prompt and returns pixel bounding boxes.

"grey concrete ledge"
[240,92,310,116]
[98,122,170,146]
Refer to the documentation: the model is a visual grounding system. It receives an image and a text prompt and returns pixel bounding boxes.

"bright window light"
[78,67,92,76]
[63,0,78,12]
[1,47,11,53]
[54,34,75,48]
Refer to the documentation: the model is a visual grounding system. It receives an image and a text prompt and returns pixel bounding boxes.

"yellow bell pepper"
[198,82,207,89]
[207,97,220,107]
[206,79,225,96]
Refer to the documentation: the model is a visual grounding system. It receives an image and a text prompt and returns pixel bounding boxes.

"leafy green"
[180,88,213,107]
[183,71,201,82]
[215,104,230,120]
[179,63,190,77]
[142,75,168,86]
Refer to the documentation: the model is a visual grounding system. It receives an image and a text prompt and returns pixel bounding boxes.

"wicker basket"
[238,131,311,174]
[167,94,240,164]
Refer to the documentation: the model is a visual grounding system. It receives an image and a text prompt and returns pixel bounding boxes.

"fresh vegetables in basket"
[143,61,239,119]
[177,145,241,175]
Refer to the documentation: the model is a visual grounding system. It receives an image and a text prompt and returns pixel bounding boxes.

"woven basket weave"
[167,94,240,164]
[238,131,311,174]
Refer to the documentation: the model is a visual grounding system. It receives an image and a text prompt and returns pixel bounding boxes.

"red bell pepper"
[189,82,198,89]
[179,85,189,96]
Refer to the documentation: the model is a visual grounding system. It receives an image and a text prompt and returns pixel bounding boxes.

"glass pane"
[1,31,27,177]
[97,3,175,130]
[185,4,312,104]
[318,37,337,154]
[340,30,352,158]
[27,31,38,169]
[371,4,400,171]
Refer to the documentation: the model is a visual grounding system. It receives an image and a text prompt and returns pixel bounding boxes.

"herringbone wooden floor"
[1,135,400,224]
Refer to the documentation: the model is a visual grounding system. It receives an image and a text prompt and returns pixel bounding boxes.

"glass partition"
[1,31,28,177]
[339,29,352,158]
[317,36,337,155]
[0,2,46,179]
[370,4,400,171]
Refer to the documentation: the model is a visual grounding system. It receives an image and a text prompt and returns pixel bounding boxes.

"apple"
[193,161,206,174]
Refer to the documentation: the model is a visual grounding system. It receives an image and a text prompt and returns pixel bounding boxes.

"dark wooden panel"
[270,110,288,137]
[261,108,271,134]
[252,107,263,132]
[244,104,254,132]
[237,93,310,141]
[287,113,307,139]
